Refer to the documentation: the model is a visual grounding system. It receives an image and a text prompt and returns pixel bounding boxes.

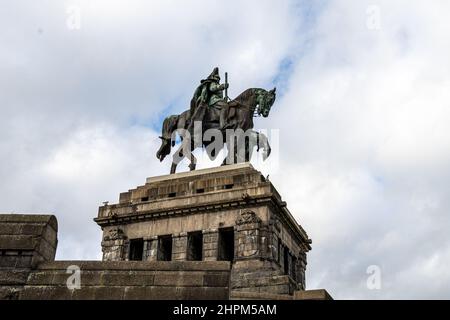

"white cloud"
[1,0,450,299]
[262,0,450,299]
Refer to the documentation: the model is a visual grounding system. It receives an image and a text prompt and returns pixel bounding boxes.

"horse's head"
[257,87,276,117]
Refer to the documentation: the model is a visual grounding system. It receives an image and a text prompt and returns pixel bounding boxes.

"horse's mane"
[232,88,256,104]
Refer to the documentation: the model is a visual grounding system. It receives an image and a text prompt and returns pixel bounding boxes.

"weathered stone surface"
[153,272,204,286]
[0,287,22,300]
[293,289,333,300]
[35,260,230,271]
[0,214,58,299]
[231,291,294,300]
[0,270,29,285]
[203,273,229,287]
[19,260,231,300]
[101,272,155,286]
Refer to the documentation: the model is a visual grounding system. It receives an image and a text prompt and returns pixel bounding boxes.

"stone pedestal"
[95,163,312,295]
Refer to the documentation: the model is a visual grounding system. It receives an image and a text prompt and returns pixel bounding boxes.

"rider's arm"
[209,82,228,92]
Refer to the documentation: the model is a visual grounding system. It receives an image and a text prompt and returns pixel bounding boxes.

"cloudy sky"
[1,0,450,299]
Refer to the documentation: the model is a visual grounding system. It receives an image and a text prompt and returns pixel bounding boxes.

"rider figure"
[188,67,230,133]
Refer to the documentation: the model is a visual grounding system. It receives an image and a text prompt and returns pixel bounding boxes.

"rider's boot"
[219,105,229,131]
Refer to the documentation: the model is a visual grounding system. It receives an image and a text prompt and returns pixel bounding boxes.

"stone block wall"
[0,214,57,299]
[203,229,219,261]
[20,261,231,300]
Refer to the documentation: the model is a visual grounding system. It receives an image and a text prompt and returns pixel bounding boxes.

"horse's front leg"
[188,139,198,171]
[189,153,197,171]
[170,144,185,174]
[245,138,251,162]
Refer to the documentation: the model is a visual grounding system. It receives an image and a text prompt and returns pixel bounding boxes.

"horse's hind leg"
[170,163,177,174]
[188,141,197,171]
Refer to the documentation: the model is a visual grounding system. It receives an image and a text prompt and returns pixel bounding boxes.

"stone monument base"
[0,212,331,299]
[95,163,312,296]
[0,164,333,300]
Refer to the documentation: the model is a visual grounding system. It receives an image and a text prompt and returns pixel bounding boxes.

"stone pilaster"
[297,252,307,290]
[203,229,219,261]
[287,251,293,278]
[235,210,261,261]
[260,224,273,260]
[268,214,282,264]
[172,232,188,261]
[143,236,158,261]
[101,227,128,261]
[269,233,280,263]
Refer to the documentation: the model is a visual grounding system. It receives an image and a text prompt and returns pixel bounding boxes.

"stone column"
[203,229,219,261]
[235,210,262,261]
[101,227,128,261]
[144,236,158,261]
[172,232,188,261]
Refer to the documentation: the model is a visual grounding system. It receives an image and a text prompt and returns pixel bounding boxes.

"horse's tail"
[256,131,271,160]
[156,115,179,162]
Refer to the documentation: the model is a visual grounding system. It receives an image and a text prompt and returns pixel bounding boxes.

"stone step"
[20,285,228,300]
[26,269,229,287]
[231,274,291,289]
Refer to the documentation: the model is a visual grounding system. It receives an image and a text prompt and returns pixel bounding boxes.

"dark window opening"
[218,227,234,261]
[141,196,149,202]
[129,238,144,261]
[157,235,172,261]
[278,239,282,263]
[284,247,290,275]
[223,184,234,190]
[196,188,205,194]
[187,231,203,261]
[168,192,176,198]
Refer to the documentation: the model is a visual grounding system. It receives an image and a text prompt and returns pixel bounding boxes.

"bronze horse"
[156,87,276,174]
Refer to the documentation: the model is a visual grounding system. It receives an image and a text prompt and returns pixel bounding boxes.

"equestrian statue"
[156,67,276,174]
